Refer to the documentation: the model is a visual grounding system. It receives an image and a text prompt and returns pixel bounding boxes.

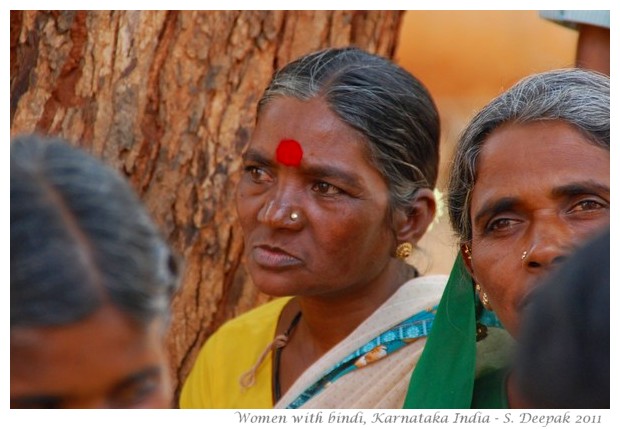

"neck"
[274,260,417,401]
[505,371,533,408]
[295,259,417,354]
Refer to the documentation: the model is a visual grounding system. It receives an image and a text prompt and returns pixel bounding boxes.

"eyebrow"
[303,162,363,189]
[11,395,61,408]
[242,148,275,167]
[10,367,162,408]
[551,181,610,200]
[473,180,610,226]
[111,366,162,393]
[473,197,519,227]
[243,148,363,189]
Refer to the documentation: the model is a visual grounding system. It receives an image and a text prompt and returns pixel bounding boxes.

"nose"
[256,185,304,230]
[523,219,572,270]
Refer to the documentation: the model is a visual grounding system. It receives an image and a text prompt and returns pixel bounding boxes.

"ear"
[459,243,476,279]
[394,188,436,246]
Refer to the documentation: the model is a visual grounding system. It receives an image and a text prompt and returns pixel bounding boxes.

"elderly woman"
[404,68,609,408]
[11,135,180,408]
[180,47,445,408]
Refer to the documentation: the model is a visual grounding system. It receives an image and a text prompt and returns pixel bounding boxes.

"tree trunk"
[10,10,403,404]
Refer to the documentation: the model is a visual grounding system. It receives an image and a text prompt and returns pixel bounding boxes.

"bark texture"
[10,10,403,403]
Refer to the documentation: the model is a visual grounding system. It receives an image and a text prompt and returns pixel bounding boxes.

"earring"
[475,284,492,310]
[395,242,413,260]
[463,245,472,260]
[476,321,488,342]
[480,292,491,309]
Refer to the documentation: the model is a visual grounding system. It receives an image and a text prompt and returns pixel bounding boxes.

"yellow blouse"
[179,297,291,408]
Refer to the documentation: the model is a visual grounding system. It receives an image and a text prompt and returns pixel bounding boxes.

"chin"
[256,284,295,297]
[249,269,301,297]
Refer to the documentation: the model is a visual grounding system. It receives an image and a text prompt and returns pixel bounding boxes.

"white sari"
[275,275,447,409]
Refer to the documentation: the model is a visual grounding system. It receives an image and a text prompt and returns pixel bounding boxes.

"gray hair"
[11,135,180,328]
[447,68,610,243]
[258,47,440,215]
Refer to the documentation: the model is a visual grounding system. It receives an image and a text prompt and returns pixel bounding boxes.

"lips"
[251,245,302,269]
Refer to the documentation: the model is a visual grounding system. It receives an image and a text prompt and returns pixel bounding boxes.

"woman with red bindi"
[181,47,445,408]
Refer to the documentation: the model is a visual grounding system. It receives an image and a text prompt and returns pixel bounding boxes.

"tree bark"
[10,10,403,404]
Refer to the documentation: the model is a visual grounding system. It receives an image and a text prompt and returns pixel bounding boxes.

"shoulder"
[180,297,291,408]
[203,297,292,359]
[411,274,449,289]
[476,327,515,378]
[214,297,292,338]
[399,274,448,305]
[472,367,510,409]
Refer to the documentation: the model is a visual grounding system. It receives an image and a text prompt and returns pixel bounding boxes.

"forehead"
[473,120,609,196]
[11,306,164,396]
[252,97,373,166]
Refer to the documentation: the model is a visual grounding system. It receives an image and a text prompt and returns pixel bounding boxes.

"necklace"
[272,311,302,403]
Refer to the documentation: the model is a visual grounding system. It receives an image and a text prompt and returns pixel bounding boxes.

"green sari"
[403,254,512,409]
[403,254,477,408]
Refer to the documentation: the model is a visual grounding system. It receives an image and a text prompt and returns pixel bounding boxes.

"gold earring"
[395,242,413,260]
[481,292,491,309]
[463,245,472,260]
[475,284,492,310]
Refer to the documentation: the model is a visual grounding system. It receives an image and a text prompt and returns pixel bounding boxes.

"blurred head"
[10,135,180,408]
[514,228,609,408]
[236,47,440,297]
[448,69,609,336]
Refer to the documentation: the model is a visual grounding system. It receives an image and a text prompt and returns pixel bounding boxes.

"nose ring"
[290,212,299,221]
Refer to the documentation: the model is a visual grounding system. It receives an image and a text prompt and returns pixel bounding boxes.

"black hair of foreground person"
[514,228,610,409]
[11,135,179,327]
[11,135,181,408]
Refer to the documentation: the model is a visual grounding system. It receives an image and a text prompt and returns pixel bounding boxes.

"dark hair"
[448,68,610,243]
[10,135,179,328]
[257,47,440,213]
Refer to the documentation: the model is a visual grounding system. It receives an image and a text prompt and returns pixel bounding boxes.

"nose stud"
[521,250,528,261]
[290,212,299,221]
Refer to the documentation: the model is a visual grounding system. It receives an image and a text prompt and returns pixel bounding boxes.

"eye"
[485,217,518,233]
[110,374,160,408]
[569,199,607,213]
[244,166,271,183]
[311,181,342,196]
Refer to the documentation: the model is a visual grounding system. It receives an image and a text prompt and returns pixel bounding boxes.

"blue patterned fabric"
[286,306,437,409]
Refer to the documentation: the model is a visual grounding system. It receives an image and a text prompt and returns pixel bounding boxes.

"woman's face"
[236,97,398,298]
[467,120,609,337]
[10,306,171,408]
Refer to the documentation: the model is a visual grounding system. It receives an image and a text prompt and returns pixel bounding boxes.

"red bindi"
[276,139,303,167]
